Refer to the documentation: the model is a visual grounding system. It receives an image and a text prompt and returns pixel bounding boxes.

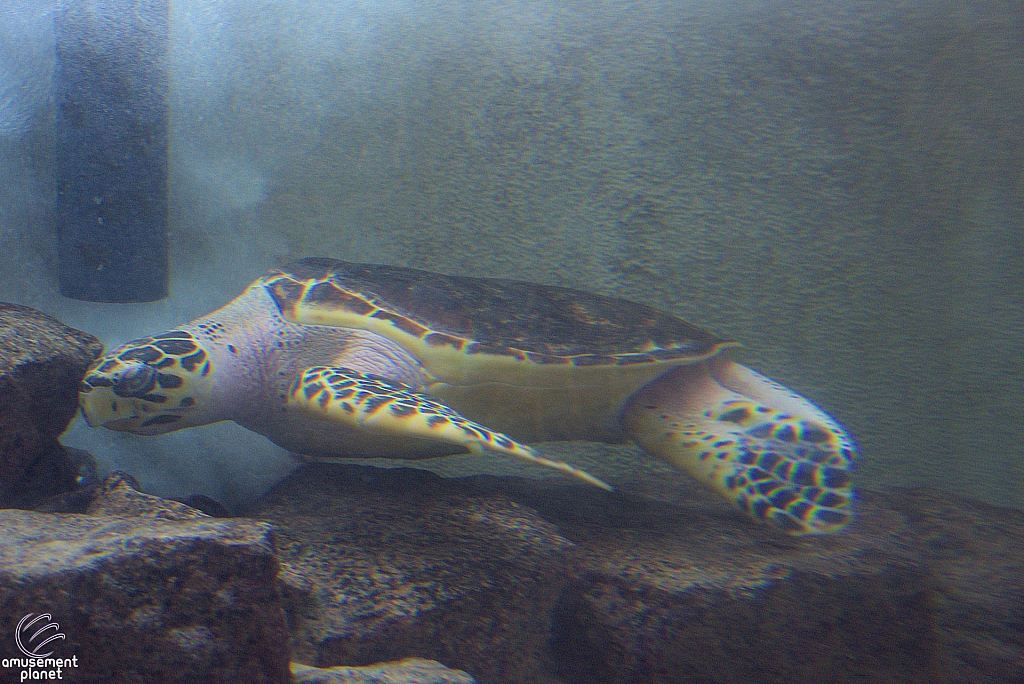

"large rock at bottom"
[880,488,1024,684]
[0,508,291,683]
[251,464,573,684]
[256,462,1024,684]
[537,477,1024,684]
[547,488,936,683]
[291,658,477,683]
[0,302,103,507]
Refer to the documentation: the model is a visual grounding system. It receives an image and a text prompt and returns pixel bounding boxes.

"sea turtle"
[79,258,855,534]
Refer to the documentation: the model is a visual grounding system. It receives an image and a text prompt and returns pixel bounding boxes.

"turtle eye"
[113,364,157,398]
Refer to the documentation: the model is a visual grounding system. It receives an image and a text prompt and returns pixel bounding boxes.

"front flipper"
[289,366,612,491]
[624,365,855,535]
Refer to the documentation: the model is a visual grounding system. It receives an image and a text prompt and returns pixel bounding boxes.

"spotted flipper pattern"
[288,366,613,491]
[684,400,854,534]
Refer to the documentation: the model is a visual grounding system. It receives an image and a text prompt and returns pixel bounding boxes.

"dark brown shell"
[263,257,736,367]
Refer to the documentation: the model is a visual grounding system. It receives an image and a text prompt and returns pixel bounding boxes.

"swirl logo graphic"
[15,614,65,658]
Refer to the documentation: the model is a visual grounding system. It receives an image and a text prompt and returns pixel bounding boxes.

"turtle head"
[80,330,215,435]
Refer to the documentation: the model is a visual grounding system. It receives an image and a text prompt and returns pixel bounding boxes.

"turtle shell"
[262,258,737,384]
[261,258,741,443]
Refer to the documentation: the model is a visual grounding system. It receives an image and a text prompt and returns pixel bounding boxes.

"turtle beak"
[101,417,144,432]
[80,405,100,428]
[80,391,116,428]
[80,383,147,430]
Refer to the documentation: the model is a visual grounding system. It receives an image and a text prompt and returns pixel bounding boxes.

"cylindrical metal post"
[54,0,170,303]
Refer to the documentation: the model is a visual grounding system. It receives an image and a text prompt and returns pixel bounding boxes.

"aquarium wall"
[0,0,1021,509]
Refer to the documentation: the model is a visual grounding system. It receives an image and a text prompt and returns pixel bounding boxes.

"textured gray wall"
[1,0,1021,507]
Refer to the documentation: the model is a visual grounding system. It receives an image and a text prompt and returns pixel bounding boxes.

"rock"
[32,447,102,514]
[251,463,1024,684]
[173,493,234,518]
[84,471,211,521]
[538,482,1024,684]
[291,658,476,684]
[0,302,103,507]
[547,487,937,684]
[0,509,291,683]
[880,488,1024,684]
[249,464,573,684]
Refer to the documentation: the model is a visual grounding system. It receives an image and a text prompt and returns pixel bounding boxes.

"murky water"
[0,1,1021,681]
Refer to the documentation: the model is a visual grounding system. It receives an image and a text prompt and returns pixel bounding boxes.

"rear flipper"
[624,363,855,534]
[289,366,612,491]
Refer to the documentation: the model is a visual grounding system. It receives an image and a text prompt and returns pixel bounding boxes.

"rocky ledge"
[249,463,1024,684]
[0,473,479,684]
[0,303,102,508]
[0,498,290,682]
[3,464,1020,684]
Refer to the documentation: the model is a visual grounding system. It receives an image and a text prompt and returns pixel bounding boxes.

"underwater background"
[0,0,1021,512]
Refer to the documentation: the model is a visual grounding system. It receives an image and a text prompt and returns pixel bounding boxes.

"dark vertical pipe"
[54,0,170,303]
